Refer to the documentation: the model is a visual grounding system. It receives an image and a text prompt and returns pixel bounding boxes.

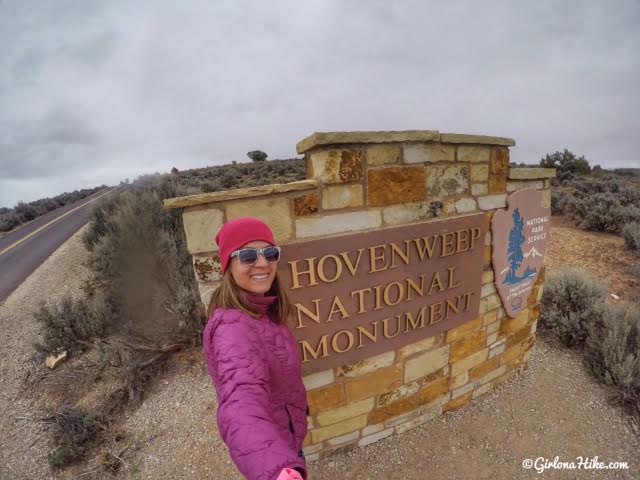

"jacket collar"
[243,292,277,315]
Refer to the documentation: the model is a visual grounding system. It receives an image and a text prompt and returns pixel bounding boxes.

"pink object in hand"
[276,467,304,480]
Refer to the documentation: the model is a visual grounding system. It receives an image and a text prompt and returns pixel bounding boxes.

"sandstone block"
[367,144,401,165]
[446,317,482,343]
[398,332,445,360]
[480,282,497,298]
[368,166,426,206]
[198,282,218,310]
[327,430,360,447]
[481,270,494,284]
[455,197,477,213]
[358,427,394,447]
[426,164,469,196]
[469,356,500,381]
[322,184,364,210]
[416,376,450,404]
[165,179,318,210]
[458,145,491,163]
[482,310,498,328]
[295,210,381,238]
[404,345,450,383]
[489,342,507,358]
[542,189,551,208]
[506,180,544,192]
[303,369,334,390]
[480,293,501,314]
[337,351,395,378]
[488,174,507,194]
[382,201,431,225]
[440,133,515,146]
[470,164,489,182]
[443,392,472,412]
[316,397,375,427]
[472,380,495,399]
[293,192,320,216]
[450,330,487,363]
[499,309,530,335]
[307,383,346,412]
[309,149,363,184]
[311,414,368,443]
[450,370,468,389]
[297,130,440,154]
[451,348,489,376]
[486,331,499,345]
[508,167,556,179]
[403,143,455,164]
[394,400,442,434]
[490,148,510,173]
[471,183,488,196]
[192,254,222,283]
[477,194,507,210]
[482,245,492,269]
[481,365,507,384]
[183,207,224,254]
[361,423,384,437]
[451,381,475,399]
[226,197,292,241]
[485,319,499,335]
[346,364,403,402]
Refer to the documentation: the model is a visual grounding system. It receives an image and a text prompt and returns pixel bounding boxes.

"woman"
[203,217,308,480]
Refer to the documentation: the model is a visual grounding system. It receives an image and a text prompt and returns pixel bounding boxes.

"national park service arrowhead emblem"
[491,189,550,317]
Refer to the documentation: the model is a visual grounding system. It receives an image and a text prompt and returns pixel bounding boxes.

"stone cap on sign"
[163,179,318,210]
[508,168,556,180]
[296,130,516,154]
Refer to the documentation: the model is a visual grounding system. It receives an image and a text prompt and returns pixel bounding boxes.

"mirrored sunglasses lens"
[238,249,258,264]
[263,247,280,262]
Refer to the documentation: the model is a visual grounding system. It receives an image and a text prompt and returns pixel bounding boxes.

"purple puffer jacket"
[203,297,308,480]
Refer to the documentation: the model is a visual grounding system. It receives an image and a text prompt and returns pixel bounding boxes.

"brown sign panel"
[278,214,486,375]
[491,189,550,318]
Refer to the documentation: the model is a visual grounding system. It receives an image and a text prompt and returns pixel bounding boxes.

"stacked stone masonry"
[163,130,554,461]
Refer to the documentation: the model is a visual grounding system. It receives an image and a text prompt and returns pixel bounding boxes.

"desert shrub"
[82,176,204,344]
[540,149,590,184]
[585,304,640,417]
[45,406,106,469]
[14,201,38,222]
[551,190,570,215]
[0,211,20,231]
[247,150,268,162]
[34,293,110,356]
[622,222,640,251]
[539,268,607,346]
[579,195,640,234]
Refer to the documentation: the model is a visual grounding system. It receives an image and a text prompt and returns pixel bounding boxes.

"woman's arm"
[203,315,307,480]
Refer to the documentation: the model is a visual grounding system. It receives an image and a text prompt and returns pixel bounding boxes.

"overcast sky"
[1,0,639,208]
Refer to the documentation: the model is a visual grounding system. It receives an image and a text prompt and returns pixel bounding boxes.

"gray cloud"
[0,0,638,208]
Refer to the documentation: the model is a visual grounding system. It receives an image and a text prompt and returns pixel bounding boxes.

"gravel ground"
[1,224,638,480]
[0,224,94,480]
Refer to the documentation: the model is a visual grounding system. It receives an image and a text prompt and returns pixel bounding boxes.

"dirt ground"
[546,216,638,302]
[0,218,638,480]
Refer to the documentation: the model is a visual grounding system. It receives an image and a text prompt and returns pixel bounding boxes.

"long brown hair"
[206,269,292,326]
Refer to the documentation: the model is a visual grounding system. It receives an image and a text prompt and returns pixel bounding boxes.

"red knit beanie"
[215,217,276,274]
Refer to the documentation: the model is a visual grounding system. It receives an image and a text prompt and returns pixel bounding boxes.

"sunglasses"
[230,246,281,265]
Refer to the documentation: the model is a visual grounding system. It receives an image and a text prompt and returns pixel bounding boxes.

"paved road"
[0,188,119,304]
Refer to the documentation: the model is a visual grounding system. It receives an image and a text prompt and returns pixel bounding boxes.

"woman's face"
[228,240,278,296]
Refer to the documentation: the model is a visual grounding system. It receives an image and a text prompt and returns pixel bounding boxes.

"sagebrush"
[539,268,607,347]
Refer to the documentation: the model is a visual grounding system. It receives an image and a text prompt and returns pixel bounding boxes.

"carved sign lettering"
[278,214,486,375]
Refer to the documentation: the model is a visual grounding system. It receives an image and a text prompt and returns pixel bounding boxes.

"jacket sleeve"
[204,314,307,480]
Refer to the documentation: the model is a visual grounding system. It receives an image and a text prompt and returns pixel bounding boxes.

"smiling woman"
[202,217,308,480]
